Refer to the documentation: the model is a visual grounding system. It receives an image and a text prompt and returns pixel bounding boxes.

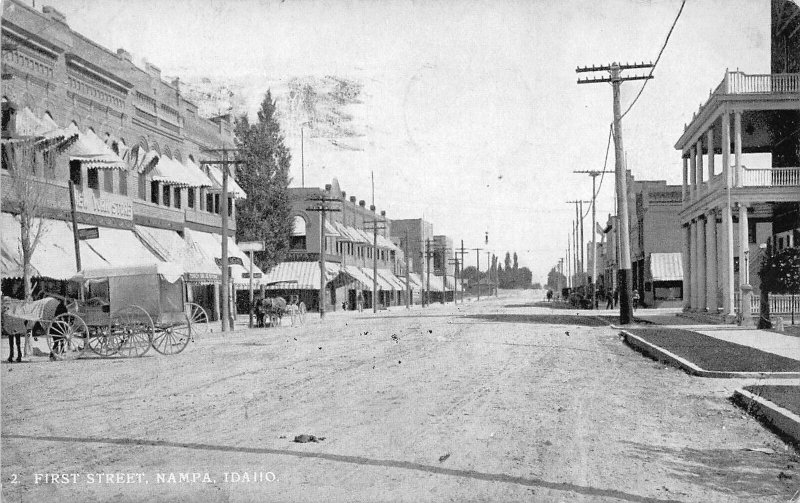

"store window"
[162,184,171,207]
[87,168,99,190]
[69,160,81,186]
[119,171,127,196]
[151,181,159,204]
[188,188,195,208]
[291,216,307,250]
[104,170,114,193]
[174,188,182,209]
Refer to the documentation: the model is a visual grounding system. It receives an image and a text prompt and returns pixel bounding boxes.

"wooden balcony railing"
[741,167,800,187]
[723,72,800,94]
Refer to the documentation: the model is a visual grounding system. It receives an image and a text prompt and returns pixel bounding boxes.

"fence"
[735,293,800,316]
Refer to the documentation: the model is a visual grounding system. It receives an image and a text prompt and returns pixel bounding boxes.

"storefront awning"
[333,265,373,291]
[13,108,77,152]
[1,213,109,280]
[134,225,220,283]
[207,165,247,199]
[151,155,209,187]
[650,253,683,282]
[361,267,394,291]
[261,261,339,290]
[183,229,264,286]
[408,273,424,290]
[81,225,166,269]
[183,157,214,188]
[377,269,406,290]
[66,125,126,170]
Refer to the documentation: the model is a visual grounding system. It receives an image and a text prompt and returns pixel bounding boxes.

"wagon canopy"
[71,262,184,283]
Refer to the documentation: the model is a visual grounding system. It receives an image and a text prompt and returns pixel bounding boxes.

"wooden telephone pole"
[403,229,410,309]
[456,240,469,303]
[200,147,244,332]
[471,247,483,300]
[577,61,653,324]
[306,195,340,319]
[572,171,612,309]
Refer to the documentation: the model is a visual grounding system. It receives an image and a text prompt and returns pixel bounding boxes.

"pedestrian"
[613,288,619,308]
[605,289,614,309]
[632,290,640,311]
[546,290,553,302]
[255,297,266,328]
[356,291,364,312]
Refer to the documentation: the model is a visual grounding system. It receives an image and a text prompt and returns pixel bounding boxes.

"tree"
[234,90,293,271]
[759,245,800,326]
[5,139,49,300]
[504,252,511,271]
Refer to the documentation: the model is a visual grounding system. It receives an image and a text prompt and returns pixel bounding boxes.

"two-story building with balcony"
[675,0,800,323]
[261,179,410,311]
[1,1,259,320]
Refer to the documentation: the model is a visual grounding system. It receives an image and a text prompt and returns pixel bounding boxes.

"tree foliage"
[234,90,293,271]
[759,247,800,294]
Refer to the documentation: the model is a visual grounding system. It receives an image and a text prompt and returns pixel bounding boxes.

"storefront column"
[721,110,735,318]
[734,110,743,187]
[695,139,704,196]
[682,156,688,202]
[690,219,698,309]
[213,283,221,321]
[689,147,697,200]
[682,223,691,311]
[705,210,718,312]
[706,128,715,182]
[696,217,706,311]
[738,203,754,326]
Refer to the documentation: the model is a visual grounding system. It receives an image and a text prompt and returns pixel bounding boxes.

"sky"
[27,0,771,283]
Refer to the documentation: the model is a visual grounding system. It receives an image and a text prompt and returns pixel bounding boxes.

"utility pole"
[456,240,469,303]
[472,247,483,300]
[424,239,432,307]
[448,257,460,304]
[574,170,613,309]
[485,251,491,296]
[365,217,386,313]
[577,61,652,324]
[436,243,451,305]
[567,200,590,286]
[404,229,410,309]
[201,147,244,332]
[306,195,341,319]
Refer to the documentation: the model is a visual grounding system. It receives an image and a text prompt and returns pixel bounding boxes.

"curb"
[619,330,800,379]
[732,388,800,446]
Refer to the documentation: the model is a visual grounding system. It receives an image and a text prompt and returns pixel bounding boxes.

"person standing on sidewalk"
[356,291,364,312]
[632,290,640,311]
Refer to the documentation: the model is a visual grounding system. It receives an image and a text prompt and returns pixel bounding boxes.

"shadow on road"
[4,433,682,503]
[463,314,608,327]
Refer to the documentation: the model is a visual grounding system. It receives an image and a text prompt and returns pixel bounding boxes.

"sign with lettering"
[242,272,262,279]
[238,241,265,252]
[74,190,133,220]
[215,257,244,267]
[77,227,99,240]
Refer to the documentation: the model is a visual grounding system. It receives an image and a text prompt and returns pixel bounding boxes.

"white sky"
[34,0,770,283]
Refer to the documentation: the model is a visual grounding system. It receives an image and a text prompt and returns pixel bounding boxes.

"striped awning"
[207,164,247,199]
[377,269,406,290]
[151,155,211,187]
[333,265,373,291]
[408,273,424,290]
[361,267,394,291]
[13,108,77,152]
[134,225,220,282]
[650,252,683,282]
[261,261,339,290]
[183,229,264,286]
[67,126,126,170]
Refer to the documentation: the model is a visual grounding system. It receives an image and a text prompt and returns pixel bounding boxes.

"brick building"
[1,1,260,320]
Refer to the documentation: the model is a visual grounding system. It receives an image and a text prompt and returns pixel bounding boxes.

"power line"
[619,0,687,120]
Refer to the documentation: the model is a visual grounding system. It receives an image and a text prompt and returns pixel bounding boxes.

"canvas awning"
[66,125,126,170]
[80,225,166,269]
[261,261,340,290]
[183,157,214,188]
[207,164,247,199]
[333,223,369,244]
[377,269,406,290]
[361,267,394,291]
[183,229,264,287]
[134,225,220,283]
[151,155,207,187]
[335,265,373,291]
[408,273,424,290]
[13,108,77,152]
[1,213,109,280]
[325,220,341,237]
[650,253,683,282]
[71,262,184,284]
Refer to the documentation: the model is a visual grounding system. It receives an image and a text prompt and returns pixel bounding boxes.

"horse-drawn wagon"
[2,263,211,360]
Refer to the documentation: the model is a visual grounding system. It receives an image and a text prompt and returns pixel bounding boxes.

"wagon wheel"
[151,313,191,356]
[112,305,153,358]
[184,303,210,342]
[298,302,307,325]
[87,325,121,357]
[47,313,88,360]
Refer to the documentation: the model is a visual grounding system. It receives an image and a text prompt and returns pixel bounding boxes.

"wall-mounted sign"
[242,272,262,279]
[238,241,265,252]
[77,227,99,240]
[75,190,133,220]
[215,257,244,267]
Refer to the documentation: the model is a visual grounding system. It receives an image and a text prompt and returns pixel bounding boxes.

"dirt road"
[2,290,798,502]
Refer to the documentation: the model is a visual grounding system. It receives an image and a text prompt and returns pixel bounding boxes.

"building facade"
[675,0,800,321]
[1,1,258,319]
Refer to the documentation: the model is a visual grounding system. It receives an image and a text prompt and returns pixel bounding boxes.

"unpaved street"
[2,290,798,502]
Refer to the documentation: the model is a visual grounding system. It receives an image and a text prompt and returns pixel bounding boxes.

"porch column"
[705,210,718,312]
[738,203,754,326]
[682,223,691,311]
[689,147,697,200]
[682,156,688,202]
[690,219,698,309]
[696,217,706,311]
[721,110,735,318]
[706,128,715,181]
[734,110,743,188]
[696,139,704,195]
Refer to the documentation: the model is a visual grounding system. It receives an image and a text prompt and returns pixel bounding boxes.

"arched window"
[291,216,307,250]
